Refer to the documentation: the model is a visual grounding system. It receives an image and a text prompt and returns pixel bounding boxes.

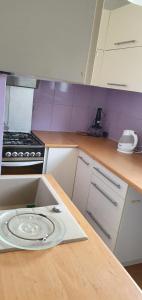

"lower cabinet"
[72,150,142,266]
[44,147,78,198]
[114,187,142,266]
[72,151,93,215]
[85,174,125,251]
[44,147,142,265]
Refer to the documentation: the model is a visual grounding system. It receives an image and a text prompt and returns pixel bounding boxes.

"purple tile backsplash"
[32,80,142,145]
[104,89,142,145]
[32,81,107,132]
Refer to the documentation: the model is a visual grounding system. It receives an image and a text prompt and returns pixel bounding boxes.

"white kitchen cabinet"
[96,47,142,93]
[91,3,142,93]
[0,0,104,84]
[45,148,78,198]
[91,50,104,87]
[72,150,142,265]
[85,174,126,250]
[105,4,142,50]
[97,9,110,50]
[114,187,142,266]
[72,151,93,216]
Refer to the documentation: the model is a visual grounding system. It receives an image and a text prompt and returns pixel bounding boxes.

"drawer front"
[93,160,128,198]
[78,150,94,167]
[85,211,114,250]
[85,175,125,250]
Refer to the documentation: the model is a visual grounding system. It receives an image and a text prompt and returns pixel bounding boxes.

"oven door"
[1,161,43,175]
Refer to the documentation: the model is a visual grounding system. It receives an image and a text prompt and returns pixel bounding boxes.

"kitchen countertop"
[0,174,141,300]
[34,131,142,194]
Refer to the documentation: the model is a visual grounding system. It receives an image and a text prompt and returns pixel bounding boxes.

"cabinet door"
[100,47,142,93]
[0,0,97,83]
[72,152,92,215]
[114,187,142,265]
[45,148,78,198]
[85,175,124,250]
[97,9,110,50]
[105,4,142,50]
[91,50,104,86]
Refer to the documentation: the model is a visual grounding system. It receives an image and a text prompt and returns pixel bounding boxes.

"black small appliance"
[88,108,104,137]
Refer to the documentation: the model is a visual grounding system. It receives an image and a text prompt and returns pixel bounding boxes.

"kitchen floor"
[126,264,142,289]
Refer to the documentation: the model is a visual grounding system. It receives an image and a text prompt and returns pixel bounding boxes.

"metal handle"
[78,156,89,166]
[93,167,121,189]
[107,83,127,87]
[1,161,43,167]
[131,200,142,203]
[86,210,111,240]
[114,39,136,46]
[91,182,118,207]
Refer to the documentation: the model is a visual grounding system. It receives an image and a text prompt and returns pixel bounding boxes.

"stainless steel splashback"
[6,75,38,89]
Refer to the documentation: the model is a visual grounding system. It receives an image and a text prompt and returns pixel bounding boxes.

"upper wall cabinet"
[97,9,110,50]
[0,0,104,84]
[91,50,104,87]
[100,47,142,93]
[105,4,142,50]
[92,1,142,93]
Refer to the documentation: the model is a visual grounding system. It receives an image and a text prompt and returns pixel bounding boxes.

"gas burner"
[3,132,43,146]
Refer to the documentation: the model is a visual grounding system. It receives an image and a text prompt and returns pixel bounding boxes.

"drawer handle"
[78,156,89,166]
[93,167,121,189]
[86,210,111,240]
[91,182,118,207]
[107,83,127,87]
[114,40,136,46]
[131,200,142,203]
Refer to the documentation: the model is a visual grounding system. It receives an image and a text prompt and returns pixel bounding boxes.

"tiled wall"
[32,80,142,146]
[104,89,142,145]
[32,81,107,132]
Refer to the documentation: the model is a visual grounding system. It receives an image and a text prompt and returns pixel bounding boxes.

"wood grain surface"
[0,174,141,300]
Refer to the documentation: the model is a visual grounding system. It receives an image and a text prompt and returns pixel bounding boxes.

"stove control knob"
[12,152,18,157]
[30,152,35,157]
[24,152,30,157]
[18,152,24,157]
[5,152,11,158]
[35,152,41,157]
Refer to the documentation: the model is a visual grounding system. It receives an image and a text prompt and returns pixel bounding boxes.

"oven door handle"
[1,161,43,167]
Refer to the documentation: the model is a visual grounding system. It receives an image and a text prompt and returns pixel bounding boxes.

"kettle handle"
[132,131,138,149]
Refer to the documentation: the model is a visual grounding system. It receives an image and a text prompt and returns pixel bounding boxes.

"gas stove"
[2,132,45,161]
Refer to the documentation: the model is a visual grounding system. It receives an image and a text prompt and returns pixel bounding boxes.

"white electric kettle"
[117,130,138,154]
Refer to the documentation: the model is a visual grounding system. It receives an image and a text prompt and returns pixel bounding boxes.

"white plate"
[0,210,65,250]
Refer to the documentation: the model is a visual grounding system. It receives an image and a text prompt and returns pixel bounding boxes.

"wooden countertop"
[34,131,142,194]
[0,174,141,300]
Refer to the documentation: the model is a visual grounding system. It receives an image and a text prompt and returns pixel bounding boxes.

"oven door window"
[1,162,43,175]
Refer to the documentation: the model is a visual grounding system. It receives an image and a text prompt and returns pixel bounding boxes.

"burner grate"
[3,132,43,146]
